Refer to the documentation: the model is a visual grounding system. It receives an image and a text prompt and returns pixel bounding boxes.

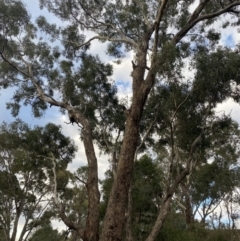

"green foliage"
[58,184,88,227]
[28,223,64,241]
[158,214,199,241]
[0,1,125,142]
[132,155,163,213]
[99,170,114,220]
[193,47,240,104]
[190,115,240,207]
[100,155,163,239]
[131,155,163,239]
[0,119,77,240]
[0,0,30,36]
[156,215,238,241]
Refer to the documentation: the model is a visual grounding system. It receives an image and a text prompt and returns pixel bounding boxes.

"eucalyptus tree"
[0,120,76,241]
[1,1,240,241]
[189,116,240,225]
[132,45,240,232]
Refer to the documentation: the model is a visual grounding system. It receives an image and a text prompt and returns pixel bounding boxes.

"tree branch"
[75,1,137,48]
[171,89,193,122]
[173,1,240,44]
[0,52,31,78]
[51,156,83,237]
[134,104,160,161]
[75,35,137,49]
[0,54,68,110]
[188,0,211,23]
[51,157,59,206]
[18,190,49,241]
[75,175,87,186]
[152,0,169,56]
[133,0,151,28]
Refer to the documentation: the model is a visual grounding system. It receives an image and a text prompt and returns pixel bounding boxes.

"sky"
[1,0,240,236]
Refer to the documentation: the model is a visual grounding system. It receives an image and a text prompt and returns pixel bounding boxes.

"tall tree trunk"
[125,182,133,241]
[70,109,100,241]
[100,43,152,241]
[11,211,21,241]
[81,123,100,241]
[183,184,193,225]
[100,110,142,241]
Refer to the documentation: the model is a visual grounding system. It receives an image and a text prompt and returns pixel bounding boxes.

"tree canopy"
[0,119,76,241]
[1,1,240,241]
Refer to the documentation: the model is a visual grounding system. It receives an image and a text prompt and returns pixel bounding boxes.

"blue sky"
[225,34,235,47]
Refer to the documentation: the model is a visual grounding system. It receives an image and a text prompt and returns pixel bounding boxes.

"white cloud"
[215,98,240,125]
[112,53,133,84]
[22,0,60,23]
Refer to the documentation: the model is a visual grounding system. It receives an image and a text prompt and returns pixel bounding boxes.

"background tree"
[178,115,240,225]
[28,223,64,241]
[100,155,163,241]
[0,119,76,241]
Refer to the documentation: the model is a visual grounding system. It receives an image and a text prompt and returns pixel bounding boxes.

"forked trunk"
[100,111,142,241]
[100,49,151,241]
